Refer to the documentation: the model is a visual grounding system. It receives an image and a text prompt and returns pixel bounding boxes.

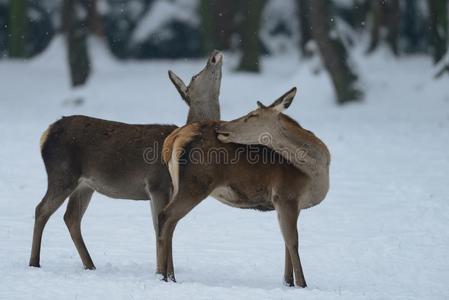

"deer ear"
[168,70,189,105]
[257,101,266,109]
[269,87,297,112]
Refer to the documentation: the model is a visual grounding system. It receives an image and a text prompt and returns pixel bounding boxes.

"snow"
[131,0,199,44]
[1,38,449,299]
[260,0,299,55]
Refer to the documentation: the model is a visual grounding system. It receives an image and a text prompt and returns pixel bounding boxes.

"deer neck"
[268,120,330,208]
[186,94,220,124]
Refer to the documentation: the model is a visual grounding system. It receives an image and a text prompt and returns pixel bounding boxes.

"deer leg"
[148,187,175,280]
[157,220,177,282]
[63,184,95,270]
[163,220,178,282]
[157,193,206,281]
[276,203,306,288]
[284,245,294,286]
[29,182,77,267]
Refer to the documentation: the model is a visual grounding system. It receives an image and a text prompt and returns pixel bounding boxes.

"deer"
[159,87,330,287]
[29,50,224,277]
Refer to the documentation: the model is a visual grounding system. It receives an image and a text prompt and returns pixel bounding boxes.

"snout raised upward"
[209,50,223,65]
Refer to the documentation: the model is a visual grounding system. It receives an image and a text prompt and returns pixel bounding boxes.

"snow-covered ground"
[1,39,448,299]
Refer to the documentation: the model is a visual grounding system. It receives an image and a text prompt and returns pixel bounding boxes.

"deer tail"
[162,123,201,200]
[39,124,54,151]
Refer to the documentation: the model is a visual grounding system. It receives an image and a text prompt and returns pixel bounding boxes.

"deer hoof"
[168,273,176,283]
[156,272,168,282]
[29,262,41,268]
[283,279,294,287]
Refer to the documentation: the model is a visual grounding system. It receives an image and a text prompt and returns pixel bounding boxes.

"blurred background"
[1,1,449,299]
[0,0,448,103]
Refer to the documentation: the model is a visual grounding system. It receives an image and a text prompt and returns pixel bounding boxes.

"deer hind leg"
[148,187,175,280]
[275,202,307,288]
[29,178,78,267]
[63,184,95,270]
[157,191,207,281]
[157,218,177,282]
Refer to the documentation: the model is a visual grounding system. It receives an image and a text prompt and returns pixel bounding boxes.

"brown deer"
[29,51,223,276]
[159,87,330,287]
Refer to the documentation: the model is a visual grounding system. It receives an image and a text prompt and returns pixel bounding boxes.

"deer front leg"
[275,201,306,288]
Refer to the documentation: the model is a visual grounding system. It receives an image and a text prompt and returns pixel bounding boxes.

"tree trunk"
[402,0,424,53]
[82,0,104,37]
[200,0,237,53]
[385,0,400,55]
[428,0,448,64]
[367,0,400,55]
[200,0,237,54]
[237,0,265,72]
[214,0,237,50]
[351,0,370,32]
[63,0,91,87]
[366,0,381,53]
[297,0,312,57]
[200,0,214,54]
[8,0,27,58]
[435,62,449,78]
[310,0,363,104]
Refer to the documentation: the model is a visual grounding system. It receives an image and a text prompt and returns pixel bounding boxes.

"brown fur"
[29,50,224,277]
[39,125,52,151]
[29,115,178,272]
[279,114,330,162]
[162,127,183,164]
[214,89,330,210]
[162,122,202,198]
[158,121,310,287]
[157,88,329,287]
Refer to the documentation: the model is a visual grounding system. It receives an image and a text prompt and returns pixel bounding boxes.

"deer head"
[169,50,223,123]
[216,87,297,145]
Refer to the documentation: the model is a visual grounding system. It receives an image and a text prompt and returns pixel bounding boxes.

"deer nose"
[210,50,223,65]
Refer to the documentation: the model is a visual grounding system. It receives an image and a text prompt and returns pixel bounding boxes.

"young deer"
[29,50,223,274]
[159,87,330,287]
